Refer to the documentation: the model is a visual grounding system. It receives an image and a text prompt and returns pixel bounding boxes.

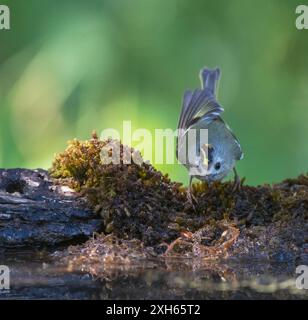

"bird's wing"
[178,89,224,130]
[217,117,244,160]
[177,90,193,131]
[176,88,224,158]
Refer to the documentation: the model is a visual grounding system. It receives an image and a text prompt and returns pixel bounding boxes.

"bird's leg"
[232,168,242,192]
[186,176,198,209]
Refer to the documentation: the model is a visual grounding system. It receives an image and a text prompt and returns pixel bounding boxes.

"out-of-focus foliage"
[0,0,307,185]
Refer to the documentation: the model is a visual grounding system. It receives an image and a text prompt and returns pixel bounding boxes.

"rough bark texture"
[0,169,102,247]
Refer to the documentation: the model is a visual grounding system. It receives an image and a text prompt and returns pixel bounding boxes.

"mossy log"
[0,134,307,271]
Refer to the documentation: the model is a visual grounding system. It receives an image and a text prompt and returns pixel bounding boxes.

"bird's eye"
[214,162,221,170]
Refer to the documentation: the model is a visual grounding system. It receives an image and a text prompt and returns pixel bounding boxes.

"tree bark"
[0,169,102,247]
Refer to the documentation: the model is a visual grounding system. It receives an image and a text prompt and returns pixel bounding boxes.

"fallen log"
[0,134,307,268]
[0,169,102,247]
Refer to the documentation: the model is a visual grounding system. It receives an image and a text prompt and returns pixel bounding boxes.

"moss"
[50,133,308,258]
[50,133,185,248]
[49,132,109,191]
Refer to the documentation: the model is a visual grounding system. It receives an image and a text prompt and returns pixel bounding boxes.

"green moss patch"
[50,133,308,263]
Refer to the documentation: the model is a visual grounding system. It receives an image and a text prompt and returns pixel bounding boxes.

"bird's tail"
[199,67,221,96]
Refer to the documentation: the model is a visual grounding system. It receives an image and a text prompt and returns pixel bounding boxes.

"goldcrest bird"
[176,67,243,201]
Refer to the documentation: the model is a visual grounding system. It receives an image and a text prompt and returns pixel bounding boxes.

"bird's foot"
[232,176,241,192]
[232,169,245,192]
[186,188,198,211]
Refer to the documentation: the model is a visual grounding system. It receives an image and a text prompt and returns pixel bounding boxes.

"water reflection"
[0,249,307,300]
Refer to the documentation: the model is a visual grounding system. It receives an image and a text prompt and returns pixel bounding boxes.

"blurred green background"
[0,0,307,185]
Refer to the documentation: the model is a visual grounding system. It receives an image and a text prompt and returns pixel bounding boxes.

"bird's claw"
[232,175,242,192]
[232,168,244,192]
[186,189,198,211]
